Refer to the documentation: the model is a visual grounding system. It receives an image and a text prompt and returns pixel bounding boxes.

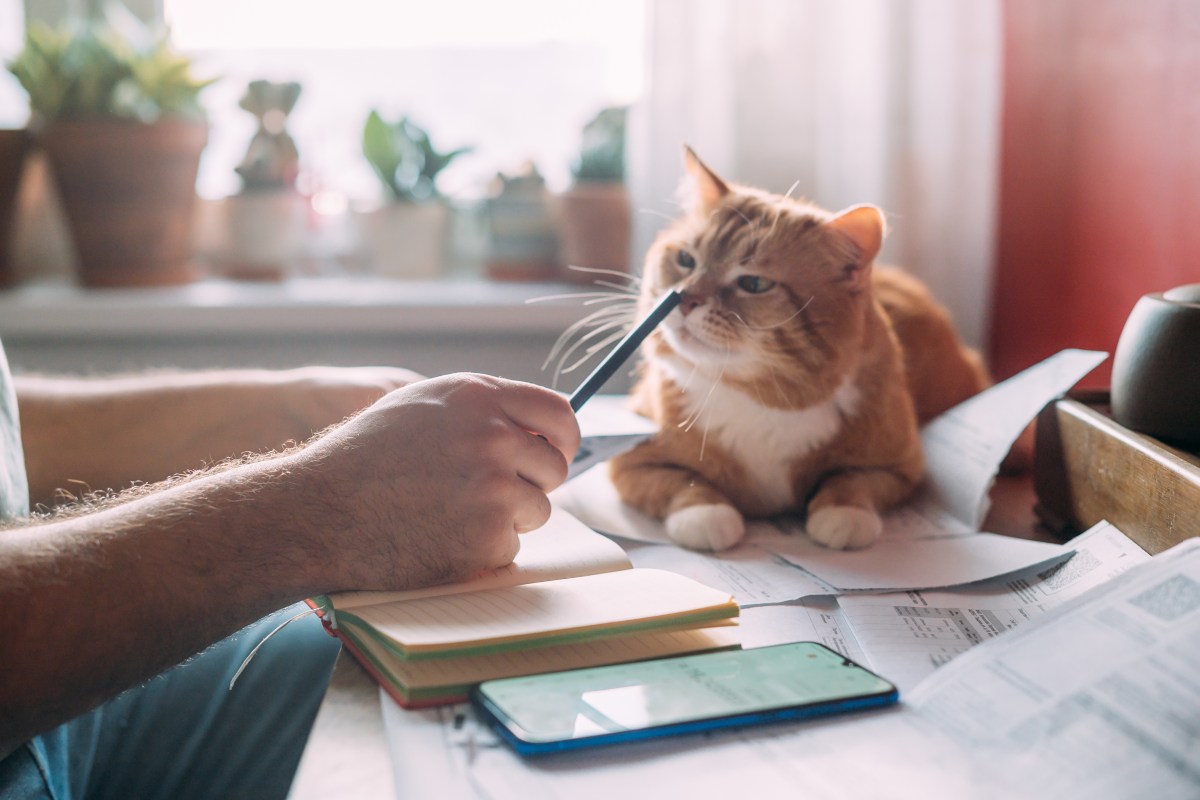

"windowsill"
[0,276,595,337]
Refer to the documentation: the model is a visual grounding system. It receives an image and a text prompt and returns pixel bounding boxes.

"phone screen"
[472,642,897,754]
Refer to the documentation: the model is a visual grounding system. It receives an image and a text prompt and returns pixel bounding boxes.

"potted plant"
[0,128,30,288]
[359,110,470,279]
[217,79,307,281]
[7,12,214,287]
[555,105,631,283]
[484,162,560,281]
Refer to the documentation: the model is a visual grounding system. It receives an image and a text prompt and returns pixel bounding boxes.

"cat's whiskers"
[533,268,645,386]
[699,364,729,460]
[638,207,679,225]
[760,202,784,243]
[591,279,640,295]
[756,187,799,248]
[581,294,639,307]
[679,339,734,461]
[766,360,790,408]
[562,264,644,289]
[689,353,731,461]
[548,311,636,384]
[527,290,636,305]
[542,302,636,374]
[749,371,768,406]
[543,299,634,359]
[558,326,630,377]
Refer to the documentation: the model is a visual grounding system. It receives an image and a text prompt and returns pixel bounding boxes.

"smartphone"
[471,642,898,755]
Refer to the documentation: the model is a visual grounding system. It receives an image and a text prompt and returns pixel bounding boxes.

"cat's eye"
[675,249,696,270]
[737,275,777,294]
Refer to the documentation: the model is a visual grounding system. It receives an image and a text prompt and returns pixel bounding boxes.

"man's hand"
[1,372,576,749]
[285,373,580,591]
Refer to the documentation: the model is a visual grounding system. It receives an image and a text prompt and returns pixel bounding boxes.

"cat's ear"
[829,204,885,277]
[682,145,730,213]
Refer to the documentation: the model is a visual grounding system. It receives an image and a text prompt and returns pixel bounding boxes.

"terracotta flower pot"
[0,129,31,288]
[41,118,208,288]
[555,181,631,283]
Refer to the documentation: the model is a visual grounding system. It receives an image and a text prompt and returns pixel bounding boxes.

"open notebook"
[310,506,740,707]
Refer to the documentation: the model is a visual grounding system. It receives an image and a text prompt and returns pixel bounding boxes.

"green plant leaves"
[7,18,214,124]
[361,109,472,202]
[572,105,627,183]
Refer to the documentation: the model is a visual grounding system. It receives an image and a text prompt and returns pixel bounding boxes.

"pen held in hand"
[568,290,683,413]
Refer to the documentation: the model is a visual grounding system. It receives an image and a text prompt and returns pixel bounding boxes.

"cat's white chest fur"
[660,358,860,511]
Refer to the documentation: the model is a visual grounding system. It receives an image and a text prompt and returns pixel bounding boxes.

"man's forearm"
[0,453,329,753]
[16,368,405,508]
[0,372,579,756]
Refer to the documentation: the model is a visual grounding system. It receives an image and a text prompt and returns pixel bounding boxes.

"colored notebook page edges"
[308,505,741,706]
[339,620,741,707]
[334,568,739,660]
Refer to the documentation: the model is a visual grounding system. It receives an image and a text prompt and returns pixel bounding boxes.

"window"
[162,0,646,202]
[0,0,25,126]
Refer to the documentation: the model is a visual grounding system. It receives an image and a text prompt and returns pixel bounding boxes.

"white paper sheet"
[916,348,1108,530]
[905,536,1200,798]
[555,464,1074,594]
[755,523,1073,592]
[569,394,656,479]
[736,599,866,663]
[838,521,1151,690]
[382,538,1200,800]
[623,539,834,606]
[556,349,1107,542]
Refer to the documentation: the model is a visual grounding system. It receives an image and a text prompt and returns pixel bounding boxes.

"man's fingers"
[511,484,554,534]
[495,380,581,464]
[514,429,570,493]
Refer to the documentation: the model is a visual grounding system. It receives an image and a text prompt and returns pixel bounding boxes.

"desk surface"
[288,473,1052,800]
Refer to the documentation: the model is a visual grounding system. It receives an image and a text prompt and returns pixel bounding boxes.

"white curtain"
[628,0,1002,349]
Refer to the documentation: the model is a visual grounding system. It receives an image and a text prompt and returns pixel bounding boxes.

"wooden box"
[1034,390,1200,554]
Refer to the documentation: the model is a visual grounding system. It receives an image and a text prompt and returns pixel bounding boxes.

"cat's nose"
[679,293,703,316]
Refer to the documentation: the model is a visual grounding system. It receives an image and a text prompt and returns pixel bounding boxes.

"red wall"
[990,0,1200,384]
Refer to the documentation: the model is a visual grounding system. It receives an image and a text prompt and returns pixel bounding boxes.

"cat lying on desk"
[607,147,987,553]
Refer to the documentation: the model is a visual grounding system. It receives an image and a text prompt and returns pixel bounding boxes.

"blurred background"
[0,0,1197,387]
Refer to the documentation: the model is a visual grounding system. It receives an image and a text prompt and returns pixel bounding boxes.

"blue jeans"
[0,603,341,800]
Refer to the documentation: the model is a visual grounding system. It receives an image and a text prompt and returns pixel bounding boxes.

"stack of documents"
[377,349,1199,795]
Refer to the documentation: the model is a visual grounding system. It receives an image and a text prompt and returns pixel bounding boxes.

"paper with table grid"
[376,349,1162,796]
[383,535,1200,799]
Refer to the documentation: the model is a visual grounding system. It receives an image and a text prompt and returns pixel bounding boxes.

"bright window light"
[162,0,646,200]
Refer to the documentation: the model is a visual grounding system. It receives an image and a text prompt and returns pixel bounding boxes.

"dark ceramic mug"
[1110,284,1200,448]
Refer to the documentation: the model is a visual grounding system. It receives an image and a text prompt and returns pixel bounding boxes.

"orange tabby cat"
[608,147,989,552]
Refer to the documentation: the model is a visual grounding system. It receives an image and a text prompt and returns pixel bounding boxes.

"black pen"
[568,289,683,413]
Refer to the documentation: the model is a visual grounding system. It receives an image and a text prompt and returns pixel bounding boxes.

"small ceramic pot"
[1110,284,1200,447]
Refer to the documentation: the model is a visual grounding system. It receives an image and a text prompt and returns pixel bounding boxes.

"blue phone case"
[470,642,899,756]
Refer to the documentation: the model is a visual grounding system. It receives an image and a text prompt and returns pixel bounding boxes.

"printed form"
[838,521,1151,690]
[382,538,1200,799]
[377,349,1159,798]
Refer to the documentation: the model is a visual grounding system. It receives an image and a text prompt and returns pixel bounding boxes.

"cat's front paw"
[806,506,882,550]
[666,504,746,552]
